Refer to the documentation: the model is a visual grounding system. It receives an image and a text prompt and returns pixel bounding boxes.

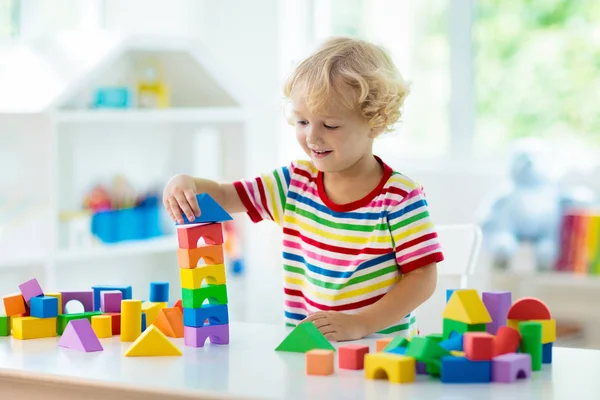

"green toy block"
[427,333,444,344]
[520,321,543,371]
[443,319,486,339]
[275,321,335,353]
[383,336,411,352]
[426,359,442,377]
[57,312,102,335]
[0,315,9,336]
[405,336,449,376]
[182,284,228,308]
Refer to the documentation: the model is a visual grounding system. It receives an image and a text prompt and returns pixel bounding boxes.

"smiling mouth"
[311,149,333,158]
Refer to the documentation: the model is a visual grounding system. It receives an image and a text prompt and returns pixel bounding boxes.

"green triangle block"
[383,336,410,352]
[275,322,335,353]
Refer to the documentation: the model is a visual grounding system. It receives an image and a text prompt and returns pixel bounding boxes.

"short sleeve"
[387,185,444,274]
[232,163,292,225]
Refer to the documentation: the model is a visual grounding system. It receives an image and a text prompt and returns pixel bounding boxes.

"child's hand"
[301,311,368,342]
[162,174,201,224]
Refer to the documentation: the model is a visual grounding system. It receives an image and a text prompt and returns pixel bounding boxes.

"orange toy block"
[493,326,521,356]
[177,245,224,268]
[306,349,334,376]
[376,337,393,352]
[507,297,551,321]
[177,223,223,248]
[174,299,183,314]
[464,332,494,361]
[3,293,26,316]
[153,307,184,338]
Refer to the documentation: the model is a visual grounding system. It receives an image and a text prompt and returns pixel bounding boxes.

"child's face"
[292,94,376,173]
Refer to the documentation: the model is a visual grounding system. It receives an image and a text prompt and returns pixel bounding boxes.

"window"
[0,0,19,38]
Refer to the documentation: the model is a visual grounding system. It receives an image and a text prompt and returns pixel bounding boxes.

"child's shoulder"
[382,164,424,201]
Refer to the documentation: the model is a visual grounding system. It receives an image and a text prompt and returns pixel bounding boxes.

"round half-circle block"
[507,297,551,321]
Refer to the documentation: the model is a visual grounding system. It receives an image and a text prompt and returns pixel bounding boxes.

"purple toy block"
[482,291,512,335]
[61,291,94,313]
[492,353,531,383]
[184,324,229,347]
[416,361,428,374]
[18,278,44,305]
[58,318,103,352]
[101,290,122,313]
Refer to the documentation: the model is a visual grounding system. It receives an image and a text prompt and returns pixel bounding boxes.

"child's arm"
[162,174,246,224]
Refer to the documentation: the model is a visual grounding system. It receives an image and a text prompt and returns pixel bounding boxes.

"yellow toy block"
[180,264,226,289]
[365,353,415,384]
[45,292,63,314]
[450,350,465,357]
[441,289,492,325]
[13,317,57,340]
[120,299,142,342]
[509,318,555,344]
[124,325,182,357]
[91,315,112,338]
[142,301,168,325]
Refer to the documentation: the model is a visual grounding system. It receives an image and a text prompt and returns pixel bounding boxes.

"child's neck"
[322,154,384,205]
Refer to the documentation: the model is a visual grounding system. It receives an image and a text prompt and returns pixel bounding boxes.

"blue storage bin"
[91,204,163,244]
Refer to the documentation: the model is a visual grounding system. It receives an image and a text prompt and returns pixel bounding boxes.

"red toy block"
[507,297,551,321]
[174,299,183,314]
[3,293,26,316]
[177,223,224,249]
[339,344,370,370]
[464,332,494,361]
[104,313,121,335]
[493,326,521,356]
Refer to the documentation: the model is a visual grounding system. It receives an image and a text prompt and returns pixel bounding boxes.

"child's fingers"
[167,197,184,223]
[183,189,201,216]
[174,192,195,221]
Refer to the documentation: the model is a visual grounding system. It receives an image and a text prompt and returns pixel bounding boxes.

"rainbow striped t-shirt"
[233,156,444,335]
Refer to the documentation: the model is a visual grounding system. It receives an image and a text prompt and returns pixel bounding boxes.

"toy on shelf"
[93,87,132,109]
[554,207,600,275]
[136,59,170,109]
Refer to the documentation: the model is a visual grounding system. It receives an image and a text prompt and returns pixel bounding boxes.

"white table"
[1,321,599,400]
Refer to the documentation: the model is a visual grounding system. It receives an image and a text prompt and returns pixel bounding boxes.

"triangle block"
[124,325,182,357]
[442,289,492,325]
[275,321,335,353]
[58,318,103,352]
[153,307,184,338]
[177,193,233,225]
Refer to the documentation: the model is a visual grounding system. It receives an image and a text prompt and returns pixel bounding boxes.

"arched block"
[177,223,223,248]
[180,265,227,289]
[61,291,94,313]
[492,353,532,382]
[177,245,224,268]
[183,304,228,327]
[184,324,229,347]
[365,353,415,384]
[182,284,228,308]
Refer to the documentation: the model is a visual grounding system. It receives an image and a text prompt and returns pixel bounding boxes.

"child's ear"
[368,126,385,139]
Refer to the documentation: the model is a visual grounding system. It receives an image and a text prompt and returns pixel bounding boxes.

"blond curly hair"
[283,37,410,133]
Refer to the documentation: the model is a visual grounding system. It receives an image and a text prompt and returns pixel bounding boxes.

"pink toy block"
[18,278,44,305]
[184,324,229,347]
[492,353,531,383]
[101,291,122,313]
[58,319,103,352]
[61,291,94,313]
[464,332,494,361]
[339,344,370,370]
[482,291,511,335]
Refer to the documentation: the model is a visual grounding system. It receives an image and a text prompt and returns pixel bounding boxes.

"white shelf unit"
[0,32,252,291]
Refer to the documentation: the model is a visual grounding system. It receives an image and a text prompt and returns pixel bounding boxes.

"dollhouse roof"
[442,289,492,325]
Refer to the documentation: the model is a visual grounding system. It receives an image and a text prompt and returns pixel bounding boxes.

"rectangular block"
[482,291,511,335]
[18,278,44,305]
[0,315,9,336]
[532,319,556,344]
[543,342,552,364]
[30,296,59,318]
[101,290,123,313]
[464,332,494,361]
[104,312,121,335]
[184,324,229,347]
[183,304,228,327]
[45,293,63,314]
[307,349,334,375]
[13,317,57,340]
[441,356,491,383]
[92,285,132,311]
[339,344,370,370]
[180,265,226,289]
[57,312,103,335]
[2,293,27,316]
[182,285,228,308]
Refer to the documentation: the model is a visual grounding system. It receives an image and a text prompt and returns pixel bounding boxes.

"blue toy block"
[30,296,58,318]
[149,282,169,303]
[183,304,229,327]
[446,289,459,303]
[141,312,146,331]
[387,346,407,355]
[92,285,132,311]
[439,333,464,351]
[177,193,233,225]
[543,342,552,364]
[441,356,491,383]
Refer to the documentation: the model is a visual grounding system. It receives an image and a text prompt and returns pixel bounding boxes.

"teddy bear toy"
[478,138,594,271]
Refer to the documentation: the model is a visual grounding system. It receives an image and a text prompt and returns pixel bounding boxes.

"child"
[163,37,444,341]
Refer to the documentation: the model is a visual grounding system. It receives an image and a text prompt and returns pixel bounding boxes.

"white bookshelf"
[54,107,249,124]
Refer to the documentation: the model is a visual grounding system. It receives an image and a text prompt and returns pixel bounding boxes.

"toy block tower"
[176,193,233,348]
[442,289,492,340]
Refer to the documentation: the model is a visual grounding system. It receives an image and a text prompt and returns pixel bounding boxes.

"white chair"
[412,223,483,335]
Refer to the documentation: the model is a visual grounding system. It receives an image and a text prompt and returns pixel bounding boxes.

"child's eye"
[324,124,339,130]
[296,120,308,126]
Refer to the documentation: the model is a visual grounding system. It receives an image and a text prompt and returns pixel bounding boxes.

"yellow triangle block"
[442,289,492,325]
[124,325,182,357]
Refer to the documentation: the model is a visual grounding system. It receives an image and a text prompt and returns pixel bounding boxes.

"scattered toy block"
[275,321,335,353]
[91,315,112,338]
[121,299,142,342]
[383,336,410,352]
[142,301,168,325]
[58,319,103,352]
[124,325,182,357]
[439,333,464,351]
[507,297,551,321]
[45,292,63,314]
[92,285,132,312]
[177,245,225,268]
[0,315,9,336]
[149,282,170,303]
[3,293,27,316]
[482,291,512,335]
[184,324,229,347]
[18,278,44,305]
[177,193,233,225]
[30,296,59,318]
[182,284,228,308]
[153,307,184,338]
[180,265,226,289]
[177,222,224,248]
[464,332,494,361]
[13,317,57,340]
[101,291,122,313]
[174,299,183,314]
[61,291,94,313]
[542,342,552,364]
[493,326,521,356]
[306,349,334,375]
[440,356,491,383]
[492,353,531,383]
[443,318,486,339]
[57,311,103,335]
[519,321,543,371]
[183,304,228,327]
[442,289,492,325]
[405,336,449,376]
[104,312,121,335]
[376,337,393,352]
[339,344,370,370]
[365,353,416,384]
[416,362,428,374]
